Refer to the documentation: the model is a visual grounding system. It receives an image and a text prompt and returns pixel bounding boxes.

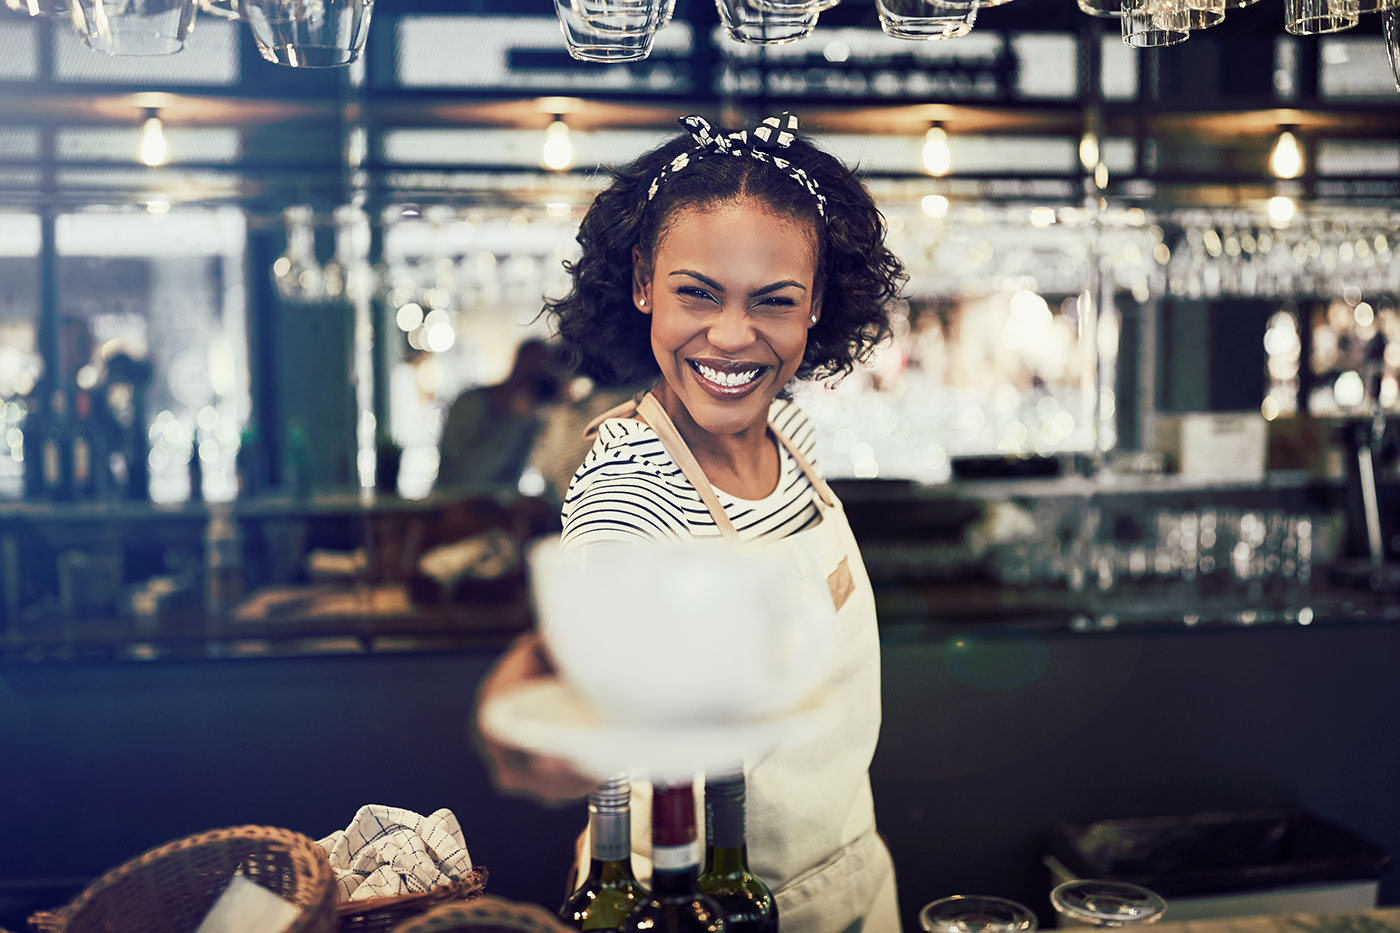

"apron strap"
[771,418,837,509]
[636,393,741,543]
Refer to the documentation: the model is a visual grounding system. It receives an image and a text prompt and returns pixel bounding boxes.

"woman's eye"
[678,287,714,301]
[759,296,797,308]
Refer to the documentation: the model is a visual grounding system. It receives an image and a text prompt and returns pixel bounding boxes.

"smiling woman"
[477,114,910,933]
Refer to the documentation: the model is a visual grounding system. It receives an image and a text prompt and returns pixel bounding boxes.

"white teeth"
[696,363,759,387]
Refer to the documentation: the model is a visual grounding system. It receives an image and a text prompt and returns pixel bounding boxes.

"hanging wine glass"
[272,205,327,303]
[921,895,1038,933]
[1050,880,1168,928]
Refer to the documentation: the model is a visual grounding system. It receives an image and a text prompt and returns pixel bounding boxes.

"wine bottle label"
[651,841,700,872]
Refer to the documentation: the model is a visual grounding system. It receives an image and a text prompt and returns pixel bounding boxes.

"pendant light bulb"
[541,116,574,173]
[1269,129,1303,180]
[140,111,168,167]
[1079,132,1100,173]
[922,123,951,177]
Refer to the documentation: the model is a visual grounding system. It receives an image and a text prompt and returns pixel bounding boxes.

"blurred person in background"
[435,338,563,493]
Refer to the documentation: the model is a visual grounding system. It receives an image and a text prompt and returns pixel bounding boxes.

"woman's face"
[635,198,820,440]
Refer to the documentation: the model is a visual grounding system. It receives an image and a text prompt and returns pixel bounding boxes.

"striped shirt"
[560,398,822,547]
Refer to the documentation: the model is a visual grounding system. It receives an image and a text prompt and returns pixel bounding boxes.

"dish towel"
[317,805,474,902]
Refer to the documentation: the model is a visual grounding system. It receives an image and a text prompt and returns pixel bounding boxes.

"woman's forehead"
[653,198,818,267]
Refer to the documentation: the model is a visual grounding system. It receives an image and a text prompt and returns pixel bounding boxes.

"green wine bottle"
[699,772,778,933]
[559,774,648,931]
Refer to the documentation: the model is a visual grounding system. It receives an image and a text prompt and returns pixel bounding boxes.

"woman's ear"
[631,245,651,314]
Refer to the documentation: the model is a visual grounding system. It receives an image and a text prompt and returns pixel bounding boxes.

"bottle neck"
[703,772,749,872]
[586,856,637,885]
[704,844,751,875]
[588,774,634,872]
[652,781,701,895]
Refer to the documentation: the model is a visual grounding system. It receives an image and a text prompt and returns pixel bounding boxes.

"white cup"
[529,536,835,726]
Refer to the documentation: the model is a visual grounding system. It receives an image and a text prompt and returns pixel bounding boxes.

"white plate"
[480,678,835,782]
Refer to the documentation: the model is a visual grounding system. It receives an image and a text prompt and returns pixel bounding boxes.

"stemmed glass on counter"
[1051,880,1168,928]
[920,895,1038,933]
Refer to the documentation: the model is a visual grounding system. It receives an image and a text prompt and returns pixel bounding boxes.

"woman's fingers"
[475,632,593,805]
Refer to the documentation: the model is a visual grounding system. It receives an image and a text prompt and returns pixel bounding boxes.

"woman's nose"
[707,303,755,351]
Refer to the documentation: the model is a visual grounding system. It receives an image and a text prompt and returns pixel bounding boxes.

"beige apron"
[574,393,901,933]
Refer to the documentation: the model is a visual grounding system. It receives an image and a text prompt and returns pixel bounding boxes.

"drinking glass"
[243,0,374,67]
[556,0,659,59]
[1121,0,1188,46]
[3,0,68,16]
[920,896,1037,933]
[1161,0,1225,30]
[715,0,820,44]
[1077,0,1126,19]
[876,0,979,40]
[197,0,242,19]
[751,0,821,10]
[574,0,667,36]
[1384,9,1400,90]
[1355,0,1398,14]
[1050,880,1167,928]
[1284,0,1358,35]
[72,0,197,55]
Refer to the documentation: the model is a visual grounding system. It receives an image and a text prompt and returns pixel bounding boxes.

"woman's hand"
[474,632,597,805]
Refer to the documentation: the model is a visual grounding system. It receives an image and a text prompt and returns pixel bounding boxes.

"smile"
[693,361,760,386]
[687,359,770,397]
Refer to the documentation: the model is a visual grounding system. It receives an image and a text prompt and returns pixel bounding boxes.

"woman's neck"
[652,386,779,500]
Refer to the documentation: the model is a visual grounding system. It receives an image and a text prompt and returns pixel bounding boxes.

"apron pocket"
[773,830,897,933]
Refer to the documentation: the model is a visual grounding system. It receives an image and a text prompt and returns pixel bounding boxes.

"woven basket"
[389,896,573,933]
[28,825,335,933]
[336,867,489,933]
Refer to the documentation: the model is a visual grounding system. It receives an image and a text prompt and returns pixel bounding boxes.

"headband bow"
[647,112,827,219]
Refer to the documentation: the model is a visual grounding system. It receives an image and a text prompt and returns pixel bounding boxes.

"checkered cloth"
[316,805,474,902]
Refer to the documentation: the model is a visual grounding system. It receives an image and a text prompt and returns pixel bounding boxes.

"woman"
[478,113,906,932]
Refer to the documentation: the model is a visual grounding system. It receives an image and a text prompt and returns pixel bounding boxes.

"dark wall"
[3,622,1398,930]
[873,620,1400,930]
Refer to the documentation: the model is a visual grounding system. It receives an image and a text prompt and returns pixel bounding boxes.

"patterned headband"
[646,112,828,220]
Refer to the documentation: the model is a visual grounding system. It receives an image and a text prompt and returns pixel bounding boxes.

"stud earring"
[809,314,818,324]
[639,298,647,308]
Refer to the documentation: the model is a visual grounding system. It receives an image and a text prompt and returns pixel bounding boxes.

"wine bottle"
[21,393,48,500]
[559,774,648,931]
[43,390,73,503]
[621,781,726,933]
[699,772,778,933]
[70,389,96,501]
[188,429,204,503]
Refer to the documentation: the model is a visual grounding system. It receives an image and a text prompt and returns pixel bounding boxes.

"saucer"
[480,678,835,782]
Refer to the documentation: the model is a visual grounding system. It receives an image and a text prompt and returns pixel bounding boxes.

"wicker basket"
[388,896,573,933]
[27,825,335,933]
[336,867,489,933]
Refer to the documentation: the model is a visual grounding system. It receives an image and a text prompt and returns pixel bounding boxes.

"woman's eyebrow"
[668,270,806,296]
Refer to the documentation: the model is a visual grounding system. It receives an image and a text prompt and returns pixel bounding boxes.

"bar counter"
[3,476,1397,931]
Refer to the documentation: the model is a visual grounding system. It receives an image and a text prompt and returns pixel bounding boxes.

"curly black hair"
[544,119,906,388]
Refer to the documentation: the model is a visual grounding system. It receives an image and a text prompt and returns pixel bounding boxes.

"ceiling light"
[140,110,168,167]
[1269,129,1303,179]
[922,124,950,177]
[541,116,574,173]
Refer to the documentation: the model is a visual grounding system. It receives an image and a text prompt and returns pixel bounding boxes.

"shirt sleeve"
[560,470,690,547]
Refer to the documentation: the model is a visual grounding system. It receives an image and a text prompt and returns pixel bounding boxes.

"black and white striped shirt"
[560,398,822,547]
